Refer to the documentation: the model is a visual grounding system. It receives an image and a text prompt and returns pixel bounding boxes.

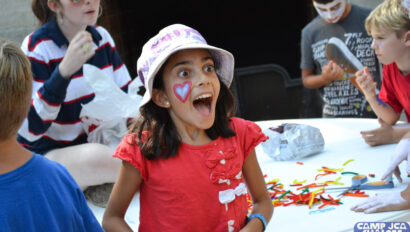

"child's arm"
[240,150,273,232]
[102,161,142,232]
[351,184,410,213]
[302,61,344,89]
[360,118,410,146]
[356,67,401,125]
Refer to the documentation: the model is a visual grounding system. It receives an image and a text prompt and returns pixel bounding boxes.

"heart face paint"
[173,81,192,103]
[313,0,346,23]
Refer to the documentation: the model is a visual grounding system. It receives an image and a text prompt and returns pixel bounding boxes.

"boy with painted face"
[301,0,381,118]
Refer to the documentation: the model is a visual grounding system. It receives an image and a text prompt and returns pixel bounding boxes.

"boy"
[352,0,410,213]
[356,0,410,146]
[301,0,381,118]
[0,41,103,231]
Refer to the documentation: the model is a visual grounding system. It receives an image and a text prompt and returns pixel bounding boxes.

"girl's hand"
[59,31,95,79]
[321,60,344,83]
[355,67,377,100]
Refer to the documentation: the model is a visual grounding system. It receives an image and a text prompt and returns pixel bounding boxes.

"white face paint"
[313,0,347,23]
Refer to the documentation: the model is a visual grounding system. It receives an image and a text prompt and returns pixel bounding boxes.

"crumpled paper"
[79,64,143,149]
[261,123,325,161]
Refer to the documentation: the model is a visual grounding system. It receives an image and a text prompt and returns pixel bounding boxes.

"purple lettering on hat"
[173,81,192,103]
[138,70,145,85]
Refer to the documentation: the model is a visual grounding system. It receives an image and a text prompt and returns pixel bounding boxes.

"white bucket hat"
[137,24,234,107]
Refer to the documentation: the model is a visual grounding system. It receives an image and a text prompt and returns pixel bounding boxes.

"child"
[301,0,381,118]
[17,0,132,192]
[351,0,410,214]
[102,24,273,232]
[351,132,410,213]
[356,0,410,146]
[0,41,103,231]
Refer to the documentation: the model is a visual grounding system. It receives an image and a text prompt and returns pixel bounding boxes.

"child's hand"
[351,191,409,213]
[321,60,344,83]
[355,67,377,100]
[59,31,95,79]
[381,138,410,183]
[360,118,395,146]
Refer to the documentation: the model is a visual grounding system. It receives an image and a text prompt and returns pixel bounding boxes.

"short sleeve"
[230,117,268,159]
[300,26,314,70]
[378,65,403,114]
[114,134,148,180]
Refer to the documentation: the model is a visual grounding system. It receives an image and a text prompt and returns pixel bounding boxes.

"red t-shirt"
[114,117,268,232]
[379,63,410,121]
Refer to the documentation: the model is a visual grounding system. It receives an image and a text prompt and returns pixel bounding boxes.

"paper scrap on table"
[80,64,143,149]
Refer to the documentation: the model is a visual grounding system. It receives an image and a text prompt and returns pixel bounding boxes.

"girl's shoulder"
[229,117,263,135]
[92,25,116,46]
[121,132,149,146]
[229,117,259,128]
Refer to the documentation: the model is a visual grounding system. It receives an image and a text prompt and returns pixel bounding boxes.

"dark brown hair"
[313,0,337,4]
[31,0,58,25]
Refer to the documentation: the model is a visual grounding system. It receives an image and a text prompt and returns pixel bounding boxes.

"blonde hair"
[365,0,410,37]
[0,41,32,141]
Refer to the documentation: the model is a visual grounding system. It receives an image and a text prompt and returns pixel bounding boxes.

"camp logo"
[354,222,410,232]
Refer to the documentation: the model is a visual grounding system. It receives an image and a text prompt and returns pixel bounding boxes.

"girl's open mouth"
[193,93,213,116]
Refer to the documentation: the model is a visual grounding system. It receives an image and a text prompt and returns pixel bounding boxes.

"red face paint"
[173,81,192,103]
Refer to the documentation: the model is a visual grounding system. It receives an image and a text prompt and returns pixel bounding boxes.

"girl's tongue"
[193,98,212,116]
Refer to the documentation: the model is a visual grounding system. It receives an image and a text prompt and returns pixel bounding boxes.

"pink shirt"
[379,63,410,121]
[114,117,268,232]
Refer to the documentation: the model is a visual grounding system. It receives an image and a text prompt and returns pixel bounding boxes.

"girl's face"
[370,28,408,65]
[52,0,100,27]
[159,49,220,132]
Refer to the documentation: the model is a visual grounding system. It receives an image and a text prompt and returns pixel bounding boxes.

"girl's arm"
[240,149,273,232]
[102,161,142,232]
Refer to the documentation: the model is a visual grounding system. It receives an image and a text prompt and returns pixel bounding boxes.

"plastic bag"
[261,123,325,161]
[79,64,143,149]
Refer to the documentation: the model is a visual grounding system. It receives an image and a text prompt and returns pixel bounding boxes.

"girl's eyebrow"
[202,56,213,62]
[172,61,191,69]
[171,56,214,70]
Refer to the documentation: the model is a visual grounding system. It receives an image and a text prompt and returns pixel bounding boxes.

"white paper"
[80,64,143,149]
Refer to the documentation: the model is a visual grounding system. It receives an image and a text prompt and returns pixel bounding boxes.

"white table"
[256,118,409,232]
[89,118,410,232]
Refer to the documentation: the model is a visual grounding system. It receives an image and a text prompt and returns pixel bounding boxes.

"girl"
[102,24,273,232]
[17,0,131,192]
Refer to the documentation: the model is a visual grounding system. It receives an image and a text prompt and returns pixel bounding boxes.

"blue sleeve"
[76,188,104,232]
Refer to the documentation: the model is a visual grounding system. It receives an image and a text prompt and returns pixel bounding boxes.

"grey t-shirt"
[300,5,381,118]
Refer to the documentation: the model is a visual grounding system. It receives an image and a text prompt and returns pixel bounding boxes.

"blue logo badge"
[354,222,410,232]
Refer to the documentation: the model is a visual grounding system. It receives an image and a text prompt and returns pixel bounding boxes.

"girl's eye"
[177,70,189,77]
[204,64,215,73]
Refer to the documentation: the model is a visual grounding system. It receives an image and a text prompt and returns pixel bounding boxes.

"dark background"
[98,0,317,79]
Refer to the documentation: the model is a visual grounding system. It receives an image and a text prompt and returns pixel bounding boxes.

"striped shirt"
[17,19,132,155]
